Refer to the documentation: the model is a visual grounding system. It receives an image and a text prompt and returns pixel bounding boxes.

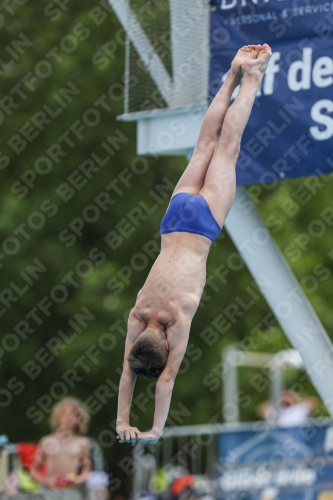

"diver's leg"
[200,44,272,227]
[171,49,250,197]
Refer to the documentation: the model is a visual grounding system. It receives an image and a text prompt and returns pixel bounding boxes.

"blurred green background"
[1,1,333,496]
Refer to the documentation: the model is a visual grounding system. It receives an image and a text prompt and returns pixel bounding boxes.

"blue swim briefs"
[160,192,221,243]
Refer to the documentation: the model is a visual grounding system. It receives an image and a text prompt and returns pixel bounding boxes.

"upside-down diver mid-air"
[116,44,273,445]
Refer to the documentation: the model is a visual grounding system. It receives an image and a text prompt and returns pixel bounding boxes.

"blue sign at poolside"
[217,423,333,500]
[209,0,333,185]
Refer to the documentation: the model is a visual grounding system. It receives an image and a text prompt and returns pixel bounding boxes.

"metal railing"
[0,490,90,500]
[132,419,333,498]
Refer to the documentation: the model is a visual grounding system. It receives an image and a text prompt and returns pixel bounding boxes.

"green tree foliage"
[1,1,333,495]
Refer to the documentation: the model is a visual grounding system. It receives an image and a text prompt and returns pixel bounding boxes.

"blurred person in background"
[30,397,91,489]
[257,390,319,427]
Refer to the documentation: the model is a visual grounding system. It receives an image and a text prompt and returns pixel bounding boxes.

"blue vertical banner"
[209,0,333,185]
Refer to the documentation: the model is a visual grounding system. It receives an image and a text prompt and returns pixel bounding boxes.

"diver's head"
[128,328,169,379]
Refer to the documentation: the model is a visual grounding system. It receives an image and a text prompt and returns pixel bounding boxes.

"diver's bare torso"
[132,231,211,338]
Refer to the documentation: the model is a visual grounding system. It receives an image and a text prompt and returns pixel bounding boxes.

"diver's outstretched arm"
[116,312,146,444]
[139,323,191,444]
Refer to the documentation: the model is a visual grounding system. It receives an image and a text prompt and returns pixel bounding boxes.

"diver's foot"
[231,44,261,78]
[241,43,272,79]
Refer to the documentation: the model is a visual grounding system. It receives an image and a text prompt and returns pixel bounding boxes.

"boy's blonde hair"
[50,397,90,434]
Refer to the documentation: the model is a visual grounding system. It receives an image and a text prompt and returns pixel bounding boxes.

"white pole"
[225,187,333,417]
[222,345,240,423]
[269,364,283,423]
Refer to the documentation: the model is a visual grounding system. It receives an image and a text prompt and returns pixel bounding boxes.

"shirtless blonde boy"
[31,397,91,489]
[117,44,272,446]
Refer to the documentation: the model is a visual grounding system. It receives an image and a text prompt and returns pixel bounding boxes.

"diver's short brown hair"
[128,334,168,379]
